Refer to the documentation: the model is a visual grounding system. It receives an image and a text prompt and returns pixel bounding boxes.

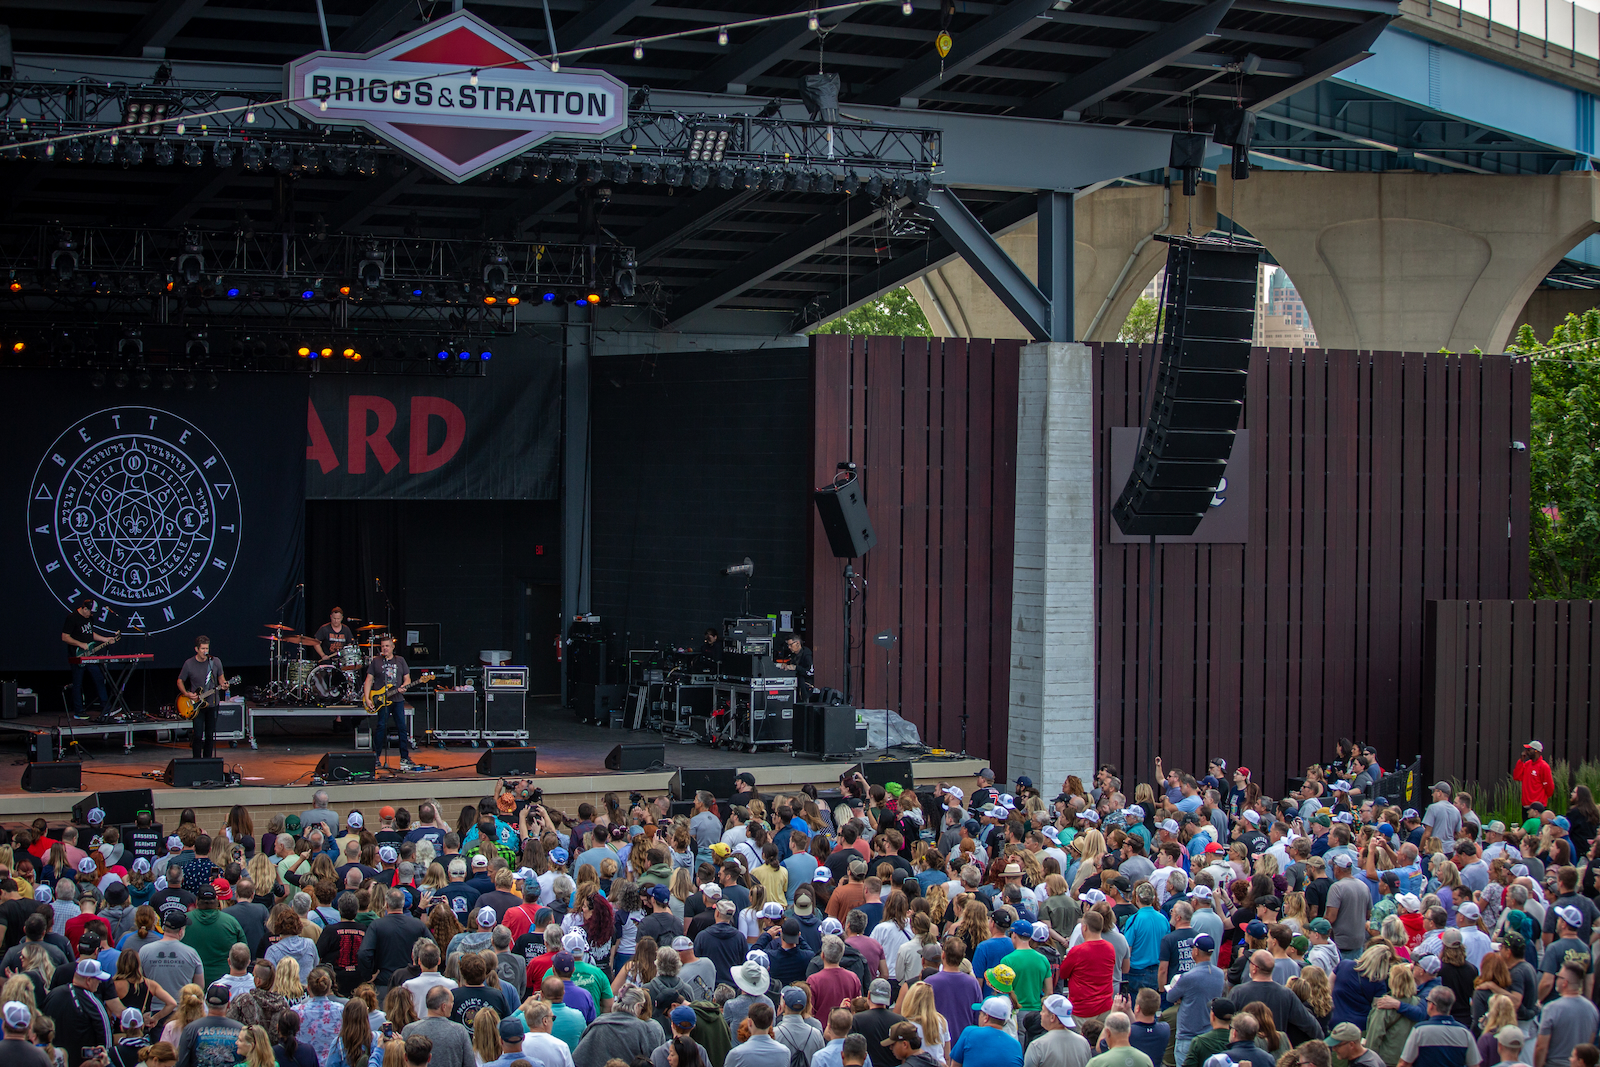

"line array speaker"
[605,742,664,771]
[476,747,538,776]
[672,767,739,801]
[814,471,877,559]
[20,761,80,792]
[161,758,225,788]
[1113,238,1258,536]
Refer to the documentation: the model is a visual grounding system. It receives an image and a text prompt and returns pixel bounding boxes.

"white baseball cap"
[1555,905,1584,928]
[166,835,182,850]
[2,1000,31,1028]
[1042,994,1076,1028]
[476,906,497,928]
[347,812,363,829]
[1241,810,1261,825]
[977,996,1012,1022]
[378,846,398,864]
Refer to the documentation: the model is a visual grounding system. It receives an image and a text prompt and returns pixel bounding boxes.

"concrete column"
[913,185,1218,342]
[1009,342,1097,790]
[1220,170,1600,353]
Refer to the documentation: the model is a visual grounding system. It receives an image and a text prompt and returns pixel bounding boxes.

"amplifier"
[484,691,526,733]
[215,698,245,741]
[751,690,794,742]
[572,682,625,725]
[794,704,862,758]
[74,788,154,826]
[433,690,478,732]
[722,652,776,678]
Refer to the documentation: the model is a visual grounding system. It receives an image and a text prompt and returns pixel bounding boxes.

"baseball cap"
[378,846,398,864]
[499,1018,526,1041]
[811,868,831,883]
[1042,994,1076,1028]
[672,936,693,951]
[1192,934,1215,952]
[1402,808,1420,820]
[782,986,808,1011]
[1458,902,1481,920]
[701,882,723,900]
[87,807,105,825]
[868,978,892,1005]
[1031,922,1050,943]
[471,854,489,868]
[1555,905,1584,928]
[1415,954,1442,975]
[736,772,756,786]
[1496,1026,1527,1049]
[1441,928,1463,945]
[883,1021,922,1048]
[819,918,844,936]
[563,931,589,954]
[347,812,363,829]
[1501,930,1527,953]
[1246,920,1268,938]
[978,767,995,780]
[1432,781,1452,793]
[76,857,96,874]
[649,885,671,904]
[963,819,981,835]
[552,952,575,975]
[1016,776,1034,790]
[1326,1023,1363,1045]
[166,835,182,851]
[163,910,187,929]
[1554,816,1571,831]
[1191,885,1213,900]
[1160,819,1179,833]
[196,887,217,903]
[671,1005,698,1026]
[283,815,301,833]
[1210,998,1236,1021]
[204,983,230,1007]
[549,848,569,864]
[2,1001,31,1029]
[1290,935,1309,955]
[1526,740,1543,751]
[477,906,497,928]
[75,957,111,980]
[1010,919,1034,938]
[761,902,785,920]
[1486,820,1507,833]
[975,996,1012,1022]
[33,885,52,903]
[1332,853,1353,868]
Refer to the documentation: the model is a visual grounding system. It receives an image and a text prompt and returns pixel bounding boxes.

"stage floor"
[0,700,940,795]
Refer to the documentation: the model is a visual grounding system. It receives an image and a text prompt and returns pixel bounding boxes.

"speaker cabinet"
[484,692,525,732]
[162,758,225,787]
[310,752,377,782]
[476,747,538,776]
[854,758,915,789]
[433,690,478,732]
[29,730,55,763]
[73,789,153,825]
[20,761,81,792]
[573,683,625,725]
[1113,238,1257,536]
[673,767,739,801]
[795,704,861,758]
[2,680,16,720]
[814,473,877,559]
[605,743,664,771]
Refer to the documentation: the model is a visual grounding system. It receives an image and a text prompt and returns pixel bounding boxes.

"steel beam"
[663,198,886,328]
[559,0,658,51]
[679,8,849,94]
[629,188,760,263]
[1015,0,1235,119]
[855,0,1058,106]
[923,187,1050,340]
[1248,14,1390,111]
[119,0,210,57]
[1037,190,1072,342]
[325,169,424,232]
[334,0,418,52]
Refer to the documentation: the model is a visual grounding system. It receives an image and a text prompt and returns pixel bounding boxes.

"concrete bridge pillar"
[912,185,1217,342]
[1219,170,1600,354]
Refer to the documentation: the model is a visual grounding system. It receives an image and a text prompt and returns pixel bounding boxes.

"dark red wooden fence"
[1425,600,1600,786]
[1095,346,1530,791]
[808,334,1020,770]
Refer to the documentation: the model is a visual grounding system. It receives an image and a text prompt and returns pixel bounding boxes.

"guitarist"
[61,597,114,719]
[177,635,228,760]
[362,634,418,771]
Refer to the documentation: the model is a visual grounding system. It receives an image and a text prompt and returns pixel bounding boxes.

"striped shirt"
[1399,1017,1482,1067]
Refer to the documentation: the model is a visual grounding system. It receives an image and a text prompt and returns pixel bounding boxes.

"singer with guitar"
[362,634,419,771]
[177,636,229,760]
[62,597,115,719]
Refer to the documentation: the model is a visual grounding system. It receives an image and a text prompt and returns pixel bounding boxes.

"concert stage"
[0,699,983,827]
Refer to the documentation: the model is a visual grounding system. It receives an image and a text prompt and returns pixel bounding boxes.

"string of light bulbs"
[1,0,918,154]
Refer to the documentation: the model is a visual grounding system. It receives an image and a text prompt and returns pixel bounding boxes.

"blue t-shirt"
[972,936,1014,993]
[1175,795,1203,814]
[951,1024,1024,1067]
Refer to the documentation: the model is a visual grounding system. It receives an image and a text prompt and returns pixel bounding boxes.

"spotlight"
[840,170,862,195]
[358,242,384,289]
[226,287,241,299]
[480,350,493,360]
[51,232,78,283]
[240,142,264,171]
[503,159,524,182]
[177,244,204,286]
[907,174,931,202]
[610,159,631,183]
[64,140,85,164]
[328,147,351,175]
[184,333,209,360]
[458,349,471,360]
[213,141,235,167]
[11,341,23,352]
[355,148,378,175]
[482,258,509,295]
[319,347,333,358]
[633,44,644,60]
[91,370,106,388]
[555,157,578,183]
[890,175,908,198]
[714,165,735,189]
[586,292,601,305]
[687,123,733,163]
[182,140,203,167]
[506,296,520,306]
[639,161,660,184]
[113,371,129,389]
[528,155,551,182]
[269,144,293,173]
[297,146,323,173]
[542,291,556,302]
[902,0,913,12]
[301,287,317,300]
[689,163,710,190]
[864,173,884,199]
[160,371,175,390]
[614,255,638,299]
[343,347,356,359]
[135,369,151,389]
[663,161,685,186]
[297,346,312,357]
[94,138,115,165]
[119,139,146,167]
[153,139,175,166]
[436,348,450,360]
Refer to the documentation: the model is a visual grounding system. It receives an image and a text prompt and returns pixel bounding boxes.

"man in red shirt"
[807,934,863,1010]
[1057,908,1118,1027]
[1512,740,1555,815]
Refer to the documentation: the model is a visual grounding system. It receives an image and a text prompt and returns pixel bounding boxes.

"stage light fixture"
[160,370,175,390]
[714,165,735,190]
[503,159,524,181]
[338,285,352,296]
[226,287,240,298]
[907,174,931,202]
[177,243,204,286]
[90,369,106,388]
[687,123,733,163]
[328,147,351,175]
[119,139,146,167]
[480,350,492,360]
[633,44,644,60]
[319,347,333,358]
[11,341,23,352]
[506,296,520,306]
[639,160,660,184]
[51,232,78,283]
[864,173,884,199]
[300,288,317,300]
[7,281,18,293]
[94,138,115,165]
[483,296,497,305]
[528,155,551,181]
[297,145,324,173]
[586,292,601,305]
[542,291,556,302]
[689,163,710,190]
[458,349,471,360]
[212,141,235,167]
[482,258,509,295]
[555,157,578,183]
[436,347,450,360]
[343,347,356,358]
[241,142,264,171]
[890,175,908,198]
[181,140,203,167]
[205,371,218,390]
[609,159,630,184]
[184,334,209,360]
[573,296,586,307]
[355,147,377,175]
[153,139,175,166]
[358,244,384,289]
[663,161,685,186]
[64,140,84,163]
[614,255,637,299]
[840,170,861,195]
[269,144,293,173]
[297,346,311,357]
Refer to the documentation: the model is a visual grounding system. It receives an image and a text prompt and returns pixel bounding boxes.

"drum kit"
[255,620,387,707]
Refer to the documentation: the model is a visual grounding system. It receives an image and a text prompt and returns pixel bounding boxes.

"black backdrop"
[0,371,304,670]
[589,348,811,650]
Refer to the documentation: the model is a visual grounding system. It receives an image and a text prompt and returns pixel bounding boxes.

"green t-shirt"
[1087,1047,1153,1067]
[572,959,611,1008]
[184,908,246,985]
[1000,947,1052,1009]
[1184,1029,1230,1067]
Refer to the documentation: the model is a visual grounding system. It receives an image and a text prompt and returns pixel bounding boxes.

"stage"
[0,698,983,827]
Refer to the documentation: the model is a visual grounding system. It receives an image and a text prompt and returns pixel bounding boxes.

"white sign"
[284,11,629,183]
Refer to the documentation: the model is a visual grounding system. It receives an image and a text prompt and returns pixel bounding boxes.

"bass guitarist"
[177,636,228,760]
[362,633,418,771]
[62,597,115,719]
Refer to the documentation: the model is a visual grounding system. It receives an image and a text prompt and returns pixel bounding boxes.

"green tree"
[1515,309,1600,597]
[810,286,932,336]
[1118,296,1160,344]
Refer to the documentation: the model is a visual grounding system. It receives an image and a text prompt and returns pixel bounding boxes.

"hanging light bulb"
[175,122,185,134]
[470,69,479,86]
[245,109,256,123]
[110,133,119,145]
[550,57,560,72]
[633,43,644,60]
[902,0,913,12]
[808,11,819,31]
[718,26,728,46]
[319,97,329,111]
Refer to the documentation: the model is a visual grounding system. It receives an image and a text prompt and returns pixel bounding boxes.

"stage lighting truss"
[0,80,941,180]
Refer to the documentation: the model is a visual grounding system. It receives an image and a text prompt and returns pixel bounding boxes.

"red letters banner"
[306,355,558,499]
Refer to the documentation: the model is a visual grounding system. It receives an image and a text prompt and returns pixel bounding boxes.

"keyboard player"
[62,597,115,719]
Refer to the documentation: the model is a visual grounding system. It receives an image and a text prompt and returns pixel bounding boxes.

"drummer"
[311,607,360,663]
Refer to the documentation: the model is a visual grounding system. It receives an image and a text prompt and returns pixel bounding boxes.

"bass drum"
[338,644,365,669]
[308,664,351,705]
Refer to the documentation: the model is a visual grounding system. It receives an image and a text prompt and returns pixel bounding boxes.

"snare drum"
[309,664,350,704]
[338,644,365,669]
[286,660,313,686]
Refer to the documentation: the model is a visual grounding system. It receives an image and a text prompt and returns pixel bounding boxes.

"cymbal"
[259,634,284,642]
[357,623,384,631]
[282,634,319,646]
[264,623,295,632]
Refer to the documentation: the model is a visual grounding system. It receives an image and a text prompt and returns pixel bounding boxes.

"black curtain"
[305,502,408,639]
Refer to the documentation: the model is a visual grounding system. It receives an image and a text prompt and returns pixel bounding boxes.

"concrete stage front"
[0,702,984,828]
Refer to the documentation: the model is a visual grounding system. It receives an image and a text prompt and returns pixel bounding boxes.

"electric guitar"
[177,675,241,719]
[70,632,121,665]
[366,672,436,713]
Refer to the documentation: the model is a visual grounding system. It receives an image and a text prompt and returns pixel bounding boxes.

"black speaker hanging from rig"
[814,472,876,559]
[1112,237,1258,537]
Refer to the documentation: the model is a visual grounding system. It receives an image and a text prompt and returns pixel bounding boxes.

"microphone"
[721,557,754,578]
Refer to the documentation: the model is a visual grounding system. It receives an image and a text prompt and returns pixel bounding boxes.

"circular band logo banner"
[28,406,242,634]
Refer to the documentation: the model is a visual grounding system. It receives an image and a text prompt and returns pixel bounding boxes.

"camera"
[630,791,644,806]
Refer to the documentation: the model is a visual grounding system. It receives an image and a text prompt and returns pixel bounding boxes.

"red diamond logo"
[284,11,628,183]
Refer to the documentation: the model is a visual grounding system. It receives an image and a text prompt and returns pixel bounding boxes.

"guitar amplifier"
[431,690,478,739]
[215,698,245,741]
[483,691,527,741]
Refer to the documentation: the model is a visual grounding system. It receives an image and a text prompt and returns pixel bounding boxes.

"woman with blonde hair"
[1430,856,1463,919]
[1380,916,1412,960]
[1069,829,1106,894]
[1289,966,1333,1032]
[924,883,950,932]
[381,986,417,1032]
[668,866,694,925]
[1,973,35,1011]
[896,981,952,1063]
[1330,943,1395,1029]
[954,900,990,958]
[272,956,306,1006]
[426,904,465,959]
[1474,994,1518,1064]
[160,984,206,1046]
[138,1042,178,1067]
[471,1006,502,1066]
[1281,892,1309,934]
[233,1023,275,1067]
[1365,963,1420,1065]
[738,882,769,944]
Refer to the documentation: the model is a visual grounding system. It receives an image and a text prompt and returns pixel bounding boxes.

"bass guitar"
[177,675,241,719]
[367,672,436,713]
[70,632,121,665]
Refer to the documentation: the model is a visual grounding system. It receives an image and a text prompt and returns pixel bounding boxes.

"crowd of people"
[0,740,1597,1067]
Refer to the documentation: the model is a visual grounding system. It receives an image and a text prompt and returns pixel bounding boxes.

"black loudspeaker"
[20,761,81,792]
[795,704,861,758]
[2,680,16,720]
[434,691,478,731]
[310,752,377,782]
[605,743,664,771]
[669,799,697,819]
[573,683,625,725]
[814,472,876,559]
[484,692,526,732]
[74,789,154,825]
[673,767,739,801]
[477,747,538,776]
[29,730,55,763]
[854,759,915,788]
[1113,239,1257,536]
[163,758,226,787]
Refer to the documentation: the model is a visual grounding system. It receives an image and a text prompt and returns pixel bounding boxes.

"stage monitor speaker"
[605,743,664,771]
[21,761,80,792]
[673,767,739,801]
[1113,238,1257,537]
[814,473,876,559]
[476,747,538,776]
[669,799,697,819]
[73,788,154,825]
[162,758,225,787]
[854,758,915,789]
[311,752,377,782]
[573,682,625,725]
